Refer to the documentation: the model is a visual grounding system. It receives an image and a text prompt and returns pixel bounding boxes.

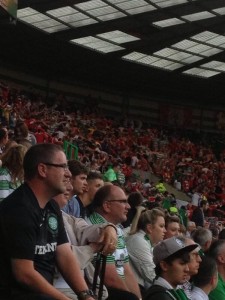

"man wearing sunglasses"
[88,184,141,300]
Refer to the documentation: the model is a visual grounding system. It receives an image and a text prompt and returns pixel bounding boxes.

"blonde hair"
[2,144,27,183]
[135,208,165,233]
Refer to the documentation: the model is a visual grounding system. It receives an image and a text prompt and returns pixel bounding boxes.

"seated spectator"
[186,221,197,238]
[207,239,225,300]
[164,214,181,239]
[144,236,198,300]
[191,228,212,253]
[0,144,27,202]
[53,180,117,300]
[191,256,218,300]
[63,160,88,218]
[14,121,37,145]
[126,209,166,293]
[88,185,141,300]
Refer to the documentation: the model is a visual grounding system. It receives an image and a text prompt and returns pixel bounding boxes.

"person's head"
[0,128,8,146]
[68,160,88,195]
[187,221,196,233]
[137,208,166,244]
[191,228,212,252]
[91,185,130,225]
[192,256,218,293]
[208,239,225,268]
[164,214,181,239]
[14,121,29,138]
[185,238,202,277]
[2,144,27,182]
[82,171,104,205]
[200,200,209,211]
[127,192,144,209]
[53,180,73,208]
[154,236,198,288]
[23,143,71,195]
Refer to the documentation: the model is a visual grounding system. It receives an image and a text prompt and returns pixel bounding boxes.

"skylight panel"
[183,68,220,78]
[17,7,37,18]
[75,0,106,10]
[70,36,124,53]
[212,7,225,15]
[172,39,198,50]
[70,19,98,27]
[201,48,222,57]
[17,8,69,33]
[150,0,188,8]
[201,61,225,72]
[75,0,125,20]
[46,6,77,18]
[122,52,147,61]
[39,24,68,33]
[182,11,215,22]
[127,5,156,15]
[97,12,125,21]
[154,47,178,57]
[139,55,160,64]
[97,31,139,44]
[153,18,185,28]
[205,37,225,48]
[190,31,218,42]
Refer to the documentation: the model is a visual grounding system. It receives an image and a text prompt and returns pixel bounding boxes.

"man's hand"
[96,225,117,255]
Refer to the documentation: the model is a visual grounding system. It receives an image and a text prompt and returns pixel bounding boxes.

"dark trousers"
[106,287,139,300]
[12,293,55,300]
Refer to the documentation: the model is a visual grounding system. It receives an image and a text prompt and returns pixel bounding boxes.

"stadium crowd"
[0,80,225,300]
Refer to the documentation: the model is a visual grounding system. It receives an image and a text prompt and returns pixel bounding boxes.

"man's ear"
[160,260,169,272]
[38,163,47,178]
[102,201,111,213]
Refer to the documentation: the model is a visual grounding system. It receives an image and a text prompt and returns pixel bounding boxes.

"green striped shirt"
[89,212,129,279]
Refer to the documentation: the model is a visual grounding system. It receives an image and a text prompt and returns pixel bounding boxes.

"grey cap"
[153,236,198,266]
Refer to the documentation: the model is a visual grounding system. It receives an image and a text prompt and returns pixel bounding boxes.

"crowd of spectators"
[1,80,225,299]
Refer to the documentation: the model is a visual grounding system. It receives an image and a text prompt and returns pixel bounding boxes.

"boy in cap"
[144,236,198,300]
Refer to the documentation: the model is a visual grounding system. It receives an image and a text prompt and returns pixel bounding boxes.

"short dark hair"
[87,171,103,181]
[23,143,63,180]
[192,256,217,288]
[68,160,88,177]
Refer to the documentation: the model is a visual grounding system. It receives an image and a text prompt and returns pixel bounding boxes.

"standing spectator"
[164,214,181,239]
[191,228,212,253]
[191,200,209,227]
[0,143,95,300]
[0,128,9,156]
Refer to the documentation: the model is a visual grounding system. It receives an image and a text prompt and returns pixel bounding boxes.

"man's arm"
[123,262,142,299]
[56,242,95,299]
[104,263,130,291]
[11,259,71,300]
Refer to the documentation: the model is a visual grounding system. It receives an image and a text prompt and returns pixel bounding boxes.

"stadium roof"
[1,0,225,105]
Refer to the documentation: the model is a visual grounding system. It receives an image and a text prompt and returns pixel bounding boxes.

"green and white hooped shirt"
[88,212,129,279]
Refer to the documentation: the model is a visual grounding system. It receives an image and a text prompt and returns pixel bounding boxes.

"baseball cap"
[153,236,198,265]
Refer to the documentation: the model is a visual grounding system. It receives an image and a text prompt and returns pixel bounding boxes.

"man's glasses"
[107,199,128,204]
[42,162,69,171]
